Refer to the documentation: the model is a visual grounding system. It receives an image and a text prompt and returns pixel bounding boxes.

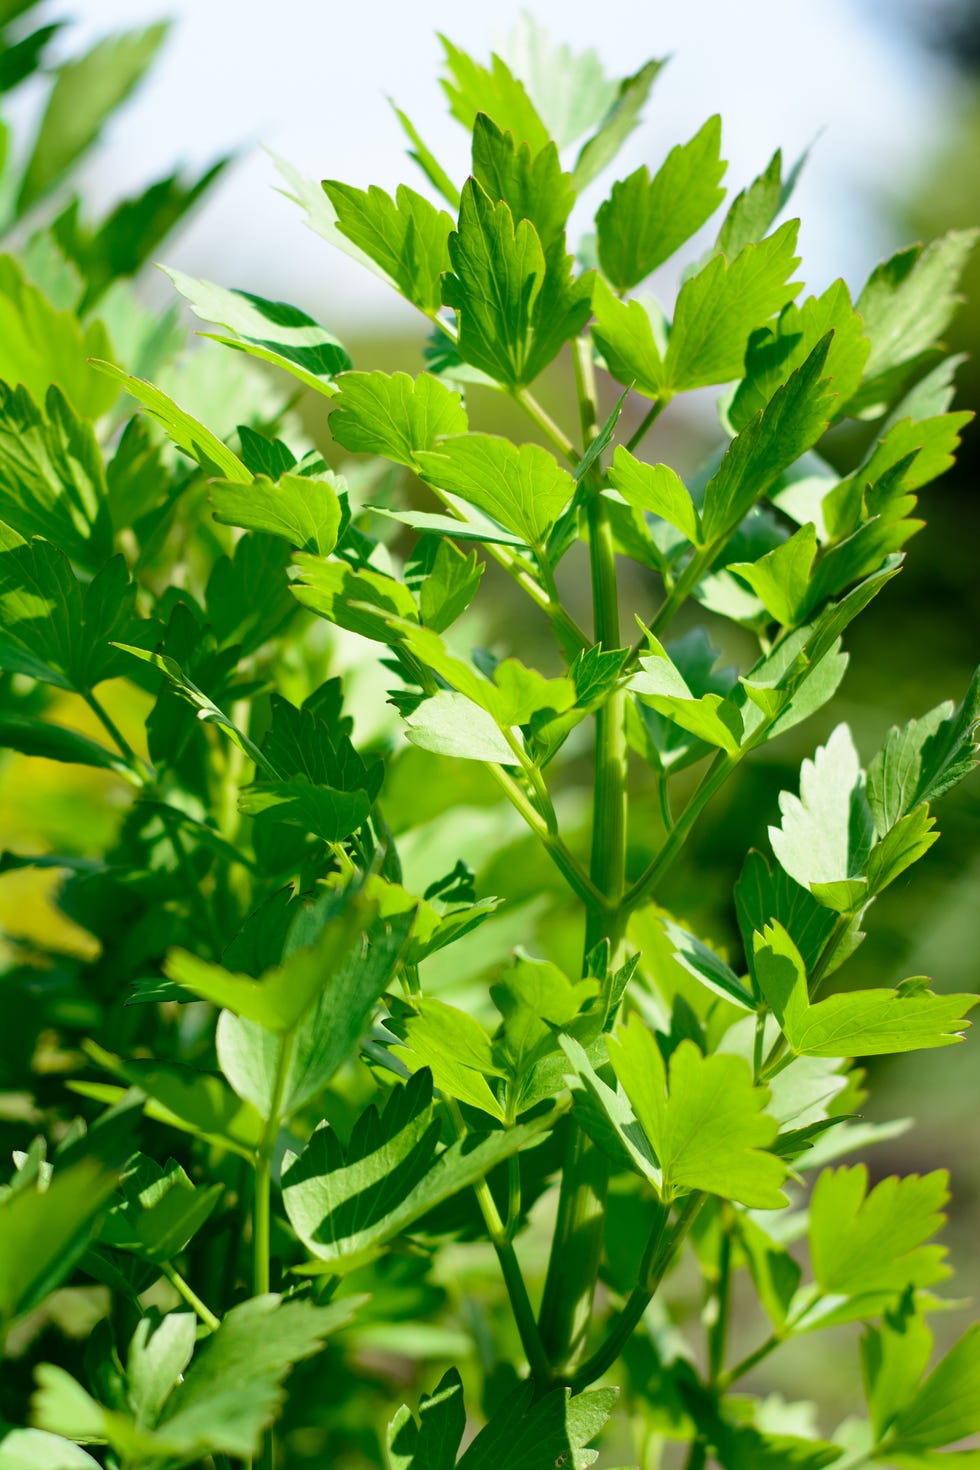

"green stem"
[707,1220,732,1386]
[160,807,223,957]
[512,386,578,466]
[539,488,628,1373]
[485,762,606,912]
[623,751,735,912]
[83,688,149,778]
[683,1440,709,1470]
[252,1034,295,1470]
[161,1261,221,1331]
[625,396,670,454]
[722,1330,780,1386]
[446,1100,549,1383]
[568,1192,705,1391]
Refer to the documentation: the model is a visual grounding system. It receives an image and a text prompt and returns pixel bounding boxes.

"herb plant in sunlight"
[1,15,978,1470]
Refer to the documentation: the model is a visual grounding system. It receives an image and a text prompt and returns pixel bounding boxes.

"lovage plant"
[1,19,979,1470]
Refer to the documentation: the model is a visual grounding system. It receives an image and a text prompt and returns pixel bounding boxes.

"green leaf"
[492,952,599,1092]
[862,1297,936,1442]
[596,116,726,291]
[846,230,978,417]
[735,1214,802,1330]
[18,24,167,209]
[438,35,550,153]
[736,850,846,986]
[887,1324,980,1453]
[164,268,351,395]
[0,257,117,420]
[663,220,803,390]
[628,627,739,773]
[753,921,975,1056]
[404,691,515,765]
[632,642,743,755]
[471,113,574,252]
[573,58,665,192]
[418,538,484,632]
[0,1428,102,1468]
[0,382,113,571]
[84,1041,265,1158]
[167,893,377,1033]
[560,1035,662,1188]
[387,1367,466,1470]
[729,279,871,431]
[729,522,818,627]
[0,713,130,776]
[282,1070,550,1271]
[607,447,702,545]
[456,1379,618,1470]
[0,531,138,692]
[415,434,575,546]
[291,560,418,643]
[390,104,460,208]
[217,904,414,1120]
[210,470,342,554]
[497,16,618,150]
[99,1154,221,1264]
[442,180,593,389]
[866,805,940,896]
[322,179,453,315]
[238,776,371,843]
[866,669,980,836]
[808,1164,950,1299]
[90,361,251,481]
[700,335,836,544]
[714,148,783,260]
[768,725,874,912]
[0,1111,132,1325]
[590,277,670,400]
[329,370,468,467]
[607,1020,786,1207]
[387,996,506,1120]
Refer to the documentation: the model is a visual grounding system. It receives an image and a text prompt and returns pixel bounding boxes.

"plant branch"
[485,762,607,912]
[568,1191,705,1391]
[623,750,736,912]
[161,1261,221,1332]
[83,688,150,779]
[625,396,670,454]
[512,385,579,466]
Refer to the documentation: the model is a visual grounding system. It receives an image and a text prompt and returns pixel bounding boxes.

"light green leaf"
[768,725,874,912]
[404,691,514,765]
[729,278,871,431]
[714,148,783,260]
[607,1021,786,1207]
[18,24,167,209]
[700,335,835,544]
[291,560,418,643]
[607,447,702,544]
[387,996,506,1120]
[439,35,551,153]
[329,370,468,467]
[591,277,668,399]
[415,434,574,546]
[753,921,975,1057]
[866,805,939,895]
[164,267,351,395]
[442,180,593,388]
[322,179,453,315]
[282,1070,550,1271]
[210,471,342,554]
[862,1297,936,1443]
[390,104,460,208]
[866,669,980,836]
[0,1428,102,1468]
[561,1034,663,1187]
[632,643,743,754]
[90,361,250,481]
[664,220,803,390]
[846,230,978,417]
[492,952,599,1085]
[596,116,726,291]
[471,113,574,252]
[573,58,665,192]
[418,538,483,632]
[0,258,117,420]
[498,15,618,150]
[368,504,526,547]
[730,521,817,626]
[808,1165,949,1299]
[887,1324,980,1454]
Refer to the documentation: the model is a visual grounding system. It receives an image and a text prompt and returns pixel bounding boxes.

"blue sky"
[48,0,962,331]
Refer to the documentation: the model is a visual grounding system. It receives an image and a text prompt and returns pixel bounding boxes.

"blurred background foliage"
[0,0,977,1460]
